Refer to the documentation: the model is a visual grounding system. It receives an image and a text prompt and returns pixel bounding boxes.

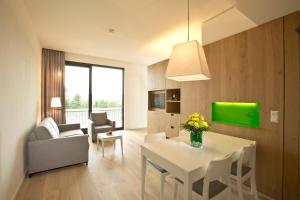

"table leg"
[183,177,192,200]
[102,141,105,157]
[251,173,259,200]
[121,137,123,155]
[141,155,147,200]
[97,138,99,150]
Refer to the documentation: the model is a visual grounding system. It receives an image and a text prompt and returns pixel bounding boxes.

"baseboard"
[258,192,275,200]
[239,182,275,200]
[11,168,27,200]
[125,127,147,131]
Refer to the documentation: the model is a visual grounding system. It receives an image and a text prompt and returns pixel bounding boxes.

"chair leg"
[173,180,178,200]
[250,173,259,200]
[237,179,244,200]
[141,157,147,200]
[160,174,165,200]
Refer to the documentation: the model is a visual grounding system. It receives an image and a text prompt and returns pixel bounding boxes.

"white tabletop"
[140,131,255,200]
[142,131,255,172]
[97,132,122,140]
[97,132,124,157]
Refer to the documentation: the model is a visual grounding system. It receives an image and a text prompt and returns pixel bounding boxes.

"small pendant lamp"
[166,0,210,81]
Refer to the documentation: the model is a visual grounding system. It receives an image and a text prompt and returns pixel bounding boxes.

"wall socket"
[270,110,279,123]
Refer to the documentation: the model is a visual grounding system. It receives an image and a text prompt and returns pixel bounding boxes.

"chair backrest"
[239,143,256,169]
[202,154,233,199]
[144,132,166,143]
[90,112,107,125]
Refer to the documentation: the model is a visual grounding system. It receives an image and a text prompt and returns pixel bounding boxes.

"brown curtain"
[41,49,66,124]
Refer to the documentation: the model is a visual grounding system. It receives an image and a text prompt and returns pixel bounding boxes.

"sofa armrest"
[28,135,89,174]
[107,119,116,129]
[58,123,80,132]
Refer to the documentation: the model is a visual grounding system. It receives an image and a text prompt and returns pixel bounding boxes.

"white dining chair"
[144,132,170,200]
[173,154,233,200]
[230,144,258,200]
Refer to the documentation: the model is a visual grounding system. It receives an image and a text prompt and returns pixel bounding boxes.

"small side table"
[97,132,123,157]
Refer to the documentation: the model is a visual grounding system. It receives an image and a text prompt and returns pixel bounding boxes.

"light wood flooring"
[15,129,271,200]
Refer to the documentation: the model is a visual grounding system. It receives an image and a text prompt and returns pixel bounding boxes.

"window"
[65,65,89,127]
[92,67,123,128]
[65,61,124,129]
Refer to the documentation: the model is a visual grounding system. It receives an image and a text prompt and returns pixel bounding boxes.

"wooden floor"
[15,129,270,200]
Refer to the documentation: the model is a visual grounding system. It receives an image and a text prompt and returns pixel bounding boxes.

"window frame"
[65,61,125,131]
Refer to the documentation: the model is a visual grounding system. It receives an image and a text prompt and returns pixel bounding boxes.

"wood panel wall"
[283,11,300,200]
[181,18,284,199]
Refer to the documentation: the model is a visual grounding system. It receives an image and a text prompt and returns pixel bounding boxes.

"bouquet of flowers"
[181,112,209,133]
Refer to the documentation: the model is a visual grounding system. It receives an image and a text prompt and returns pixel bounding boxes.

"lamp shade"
[166,40,210,81]
[51,97,61,108]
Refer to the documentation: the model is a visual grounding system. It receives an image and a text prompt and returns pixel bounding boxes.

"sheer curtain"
[41,48,66,124]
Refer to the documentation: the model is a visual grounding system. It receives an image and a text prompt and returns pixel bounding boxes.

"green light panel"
[212,102,260,128]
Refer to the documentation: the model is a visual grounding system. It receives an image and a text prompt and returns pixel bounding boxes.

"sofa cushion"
[28,132,37,141]
[59,130,84,138]
[33,126,52,140]
[46,117,60,134]
[91,112,107,125]
[34,118,59,140]
[94,125,112,133]
[34,126,54,140]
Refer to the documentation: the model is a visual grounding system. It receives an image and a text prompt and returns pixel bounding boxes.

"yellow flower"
[202,121,208,128]
[199,115,205,121]
[192,117,199,121]
[188,121,194,126]
[193,113,200,118]
[194,122,200,128]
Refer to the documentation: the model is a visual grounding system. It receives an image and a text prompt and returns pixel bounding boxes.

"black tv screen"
[151,92,165,109]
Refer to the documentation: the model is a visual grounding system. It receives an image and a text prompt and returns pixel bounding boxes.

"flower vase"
[190,130,203,148]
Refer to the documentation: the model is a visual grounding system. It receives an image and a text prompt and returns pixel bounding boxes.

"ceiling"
[24,0,300,65]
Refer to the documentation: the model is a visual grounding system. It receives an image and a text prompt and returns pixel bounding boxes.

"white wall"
[0,0,41,199]
[65,53,147,129]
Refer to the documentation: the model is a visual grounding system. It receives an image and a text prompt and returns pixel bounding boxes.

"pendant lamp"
[166,0,210,81]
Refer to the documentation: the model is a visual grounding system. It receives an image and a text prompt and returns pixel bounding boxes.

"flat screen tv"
[150,91,165,109]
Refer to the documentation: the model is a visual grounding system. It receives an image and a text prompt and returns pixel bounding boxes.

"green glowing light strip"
[212,102,260,128]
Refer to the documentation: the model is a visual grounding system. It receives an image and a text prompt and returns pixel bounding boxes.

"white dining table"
[140,131,255,200]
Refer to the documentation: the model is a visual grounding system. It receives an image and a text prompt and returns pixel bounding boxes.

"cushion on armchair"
[94,125,113,133]
[91,112,107,125]
[90,112,115,142]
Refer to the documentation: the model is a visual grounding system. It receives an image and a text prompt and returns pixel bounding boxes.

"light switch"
[270,110,279,123]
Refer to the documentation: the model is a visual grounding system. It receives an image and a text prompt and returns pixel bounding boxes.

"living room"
[1,0,300,200]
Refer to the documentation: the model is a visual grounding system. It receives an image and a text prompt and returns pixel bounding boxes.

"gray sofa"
[90,112,115,142]
[28,117,89,176]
